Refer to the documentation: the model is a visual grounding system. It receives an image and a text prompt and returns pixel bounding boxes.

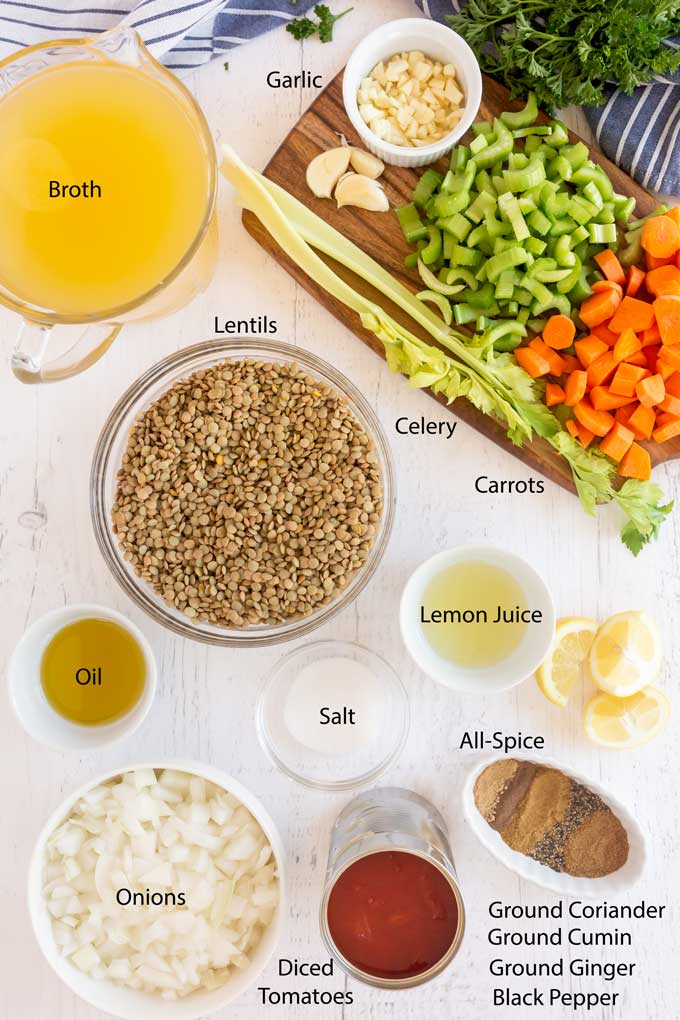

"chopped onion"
[44,769,279,1000]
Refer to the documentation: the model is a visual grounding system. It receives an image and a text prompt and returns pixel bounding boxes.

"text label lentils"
[112,360,383,628]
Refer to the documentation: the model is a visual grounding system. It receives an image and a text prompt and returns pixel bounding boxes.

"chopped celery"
[467,191,498,223]
[417,289,453,325]
[561,142,589,171]
[421,225,442,265]
[525,236,547,255]
[485,246,530,280]
[453,302,480,324]
[434,190,470,218]
[472,120,494,136]
[589,222,618,244]
[527,209,551,236]
[440,212,472,242]
[470,133,489,155]
[412,169,444,209]
[503,158,546,192]
[500,93,538,128]
[396,203,428,244]
[450,245,482,267]
[453,145,470,171]
[474,118,514,170]
[498,193,530,241]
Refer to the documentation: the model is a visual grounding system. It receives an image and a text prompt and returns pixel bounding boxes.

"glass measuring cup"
[0,27,218,383]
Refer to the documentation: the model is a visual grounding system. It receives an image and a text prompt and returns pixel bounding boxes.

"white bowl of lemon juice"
[400,546,555,694]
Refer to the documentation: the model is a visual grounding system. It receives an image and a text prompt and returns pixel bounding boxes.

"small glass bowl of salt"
[256,640,409,791]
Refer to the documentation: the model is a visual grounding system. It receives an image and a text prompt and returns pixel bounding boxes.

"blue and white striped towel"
[1,0,679,193]
[0,0,317,72]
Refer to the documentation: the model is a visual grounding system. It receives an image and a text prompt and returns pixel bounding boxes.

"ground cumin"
[474,759,629,879]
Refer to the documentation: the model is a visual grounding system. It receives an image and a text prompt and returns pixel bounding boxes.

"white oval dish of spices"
[462,755,647,899]
[256,640,409,791]
[342,19,482,168]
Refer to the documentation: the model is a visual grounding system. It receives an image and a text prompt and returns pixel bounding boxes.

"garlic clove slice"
[349,148,385,179]
[306,147,351,199]
[334,173,390,212]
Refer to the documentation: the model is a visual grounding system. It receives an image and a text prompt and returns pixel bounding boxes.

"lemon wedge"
[588,611,661,697]
[536,617,598,707]
[584,687,670,749]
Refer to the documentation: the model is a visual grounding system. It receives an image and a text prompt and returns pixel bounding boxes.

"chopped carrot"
[529,337,565,376]
[594,249,626,286]
[636,373,665,407]
[573,398,615,437]
[627,403,656,440]
[613,327,642,364]
[616,404,637,427]
[545,382,565,407]
[560,353,581,374]
[665,372,680,398]
[515,346,551,378]
[592,323,619,347]
[647,252,674,270]
[657,357,677,381]
[608,296,656,334]
[653,415,680,443]
[626,265,646,297]
[620,442,651,479]
[641,323,661,347]
[645,264,680,297]
[642,213,680,259]
[574,335,608,368]
[657,344,680,370]
[566,418,594,448]
[590,386,635,411]
[626,351,649,367]
[668,206,680,229]
[644,346,662,373]
[659,346,680,370]
[579,289,621,328]
[587,351,618,389]
[654,294,680,345]
[543,314,576,350]
[564,370,588,406]
[592,280,624,299]
[610,363,649,397]
[659,392,680,416]
[599,421,635,462]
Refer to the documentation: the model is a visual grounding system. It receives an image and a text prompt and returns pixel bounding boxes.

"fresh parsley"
[447,0,680,112]
[287,4,353,44]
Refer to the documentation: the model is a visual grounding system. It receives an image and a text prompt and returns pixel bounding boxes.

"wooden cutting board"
[243,70,674,493]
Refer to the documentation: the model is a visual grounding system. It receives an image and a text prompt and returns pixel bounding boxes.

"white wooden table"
[2,4,679,1018]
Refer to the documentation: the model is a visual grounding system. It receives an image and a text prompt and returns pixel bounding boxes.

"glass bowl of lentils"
[90,339,395,646]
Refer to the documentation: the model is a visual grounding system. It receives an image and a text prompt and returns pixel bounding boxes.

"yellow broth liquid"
[41,618,146,726]
[0,60,212,316]
[421,560,527,668]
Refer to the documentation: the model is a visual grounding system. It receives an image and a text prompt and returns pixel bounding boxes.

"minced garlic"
[357,50,465,148]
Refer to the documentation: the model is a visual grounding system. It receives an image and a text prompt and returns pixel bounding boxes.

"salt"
[283,655,383,756]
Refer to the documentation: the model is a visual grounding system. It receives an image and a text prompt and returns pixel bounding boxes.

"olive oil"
[420,560,527,668]
[40,618,145,726]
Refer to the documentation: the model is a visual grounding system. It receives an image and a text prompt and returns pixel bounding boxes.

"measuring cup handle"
[11,320,122,384]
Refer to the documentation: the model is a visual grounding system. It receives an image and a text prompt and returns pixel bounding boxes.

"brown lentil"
[111,359,383,628]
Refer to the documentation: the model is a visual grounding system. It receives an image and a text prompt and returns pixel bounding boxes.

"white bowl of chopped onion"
[343,18,482,167]
[28,762,285,1019]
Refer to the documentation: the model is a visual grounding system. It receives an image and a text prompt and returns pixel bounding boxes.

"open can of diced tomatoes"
[320,787,466,989]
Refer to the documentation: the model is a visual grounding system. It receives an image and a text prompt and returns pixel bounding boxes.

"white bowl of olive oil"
[400,545,555,694]
[8,603,156,751]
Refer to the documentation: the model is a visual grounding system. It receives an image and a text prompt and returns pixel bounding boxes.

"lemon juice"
[0,59,212,316]
[420,560,528,668]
